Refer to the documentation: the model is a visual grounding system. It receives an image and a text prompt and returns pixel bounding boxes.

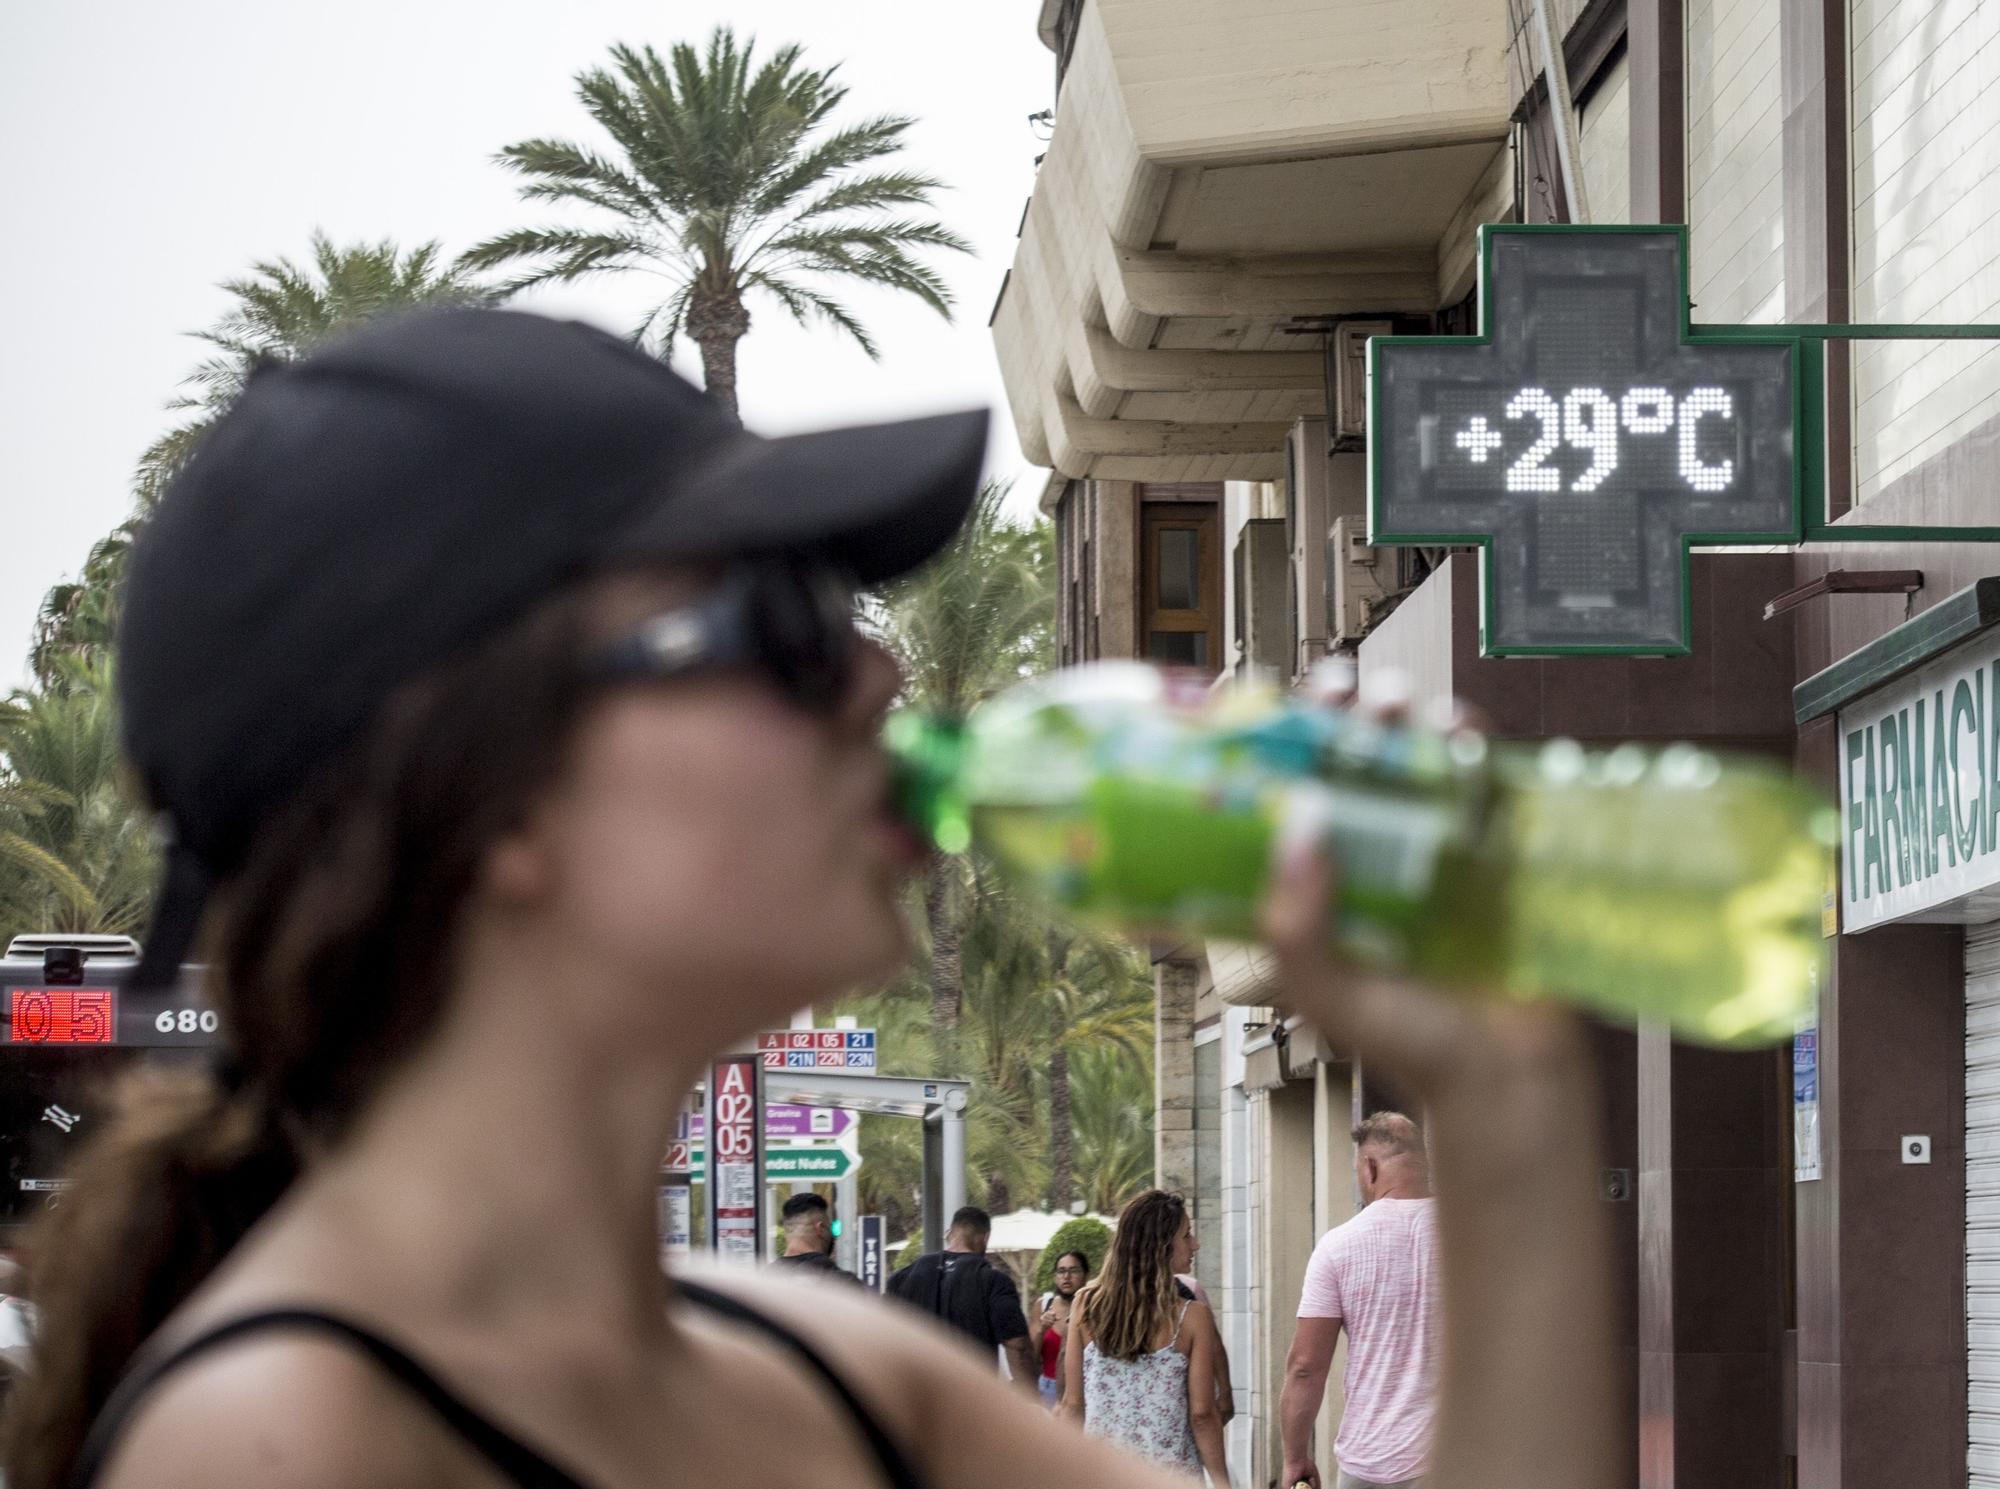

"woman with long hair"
[1032,1249,1090,1409]
[1061,1192,1227,1483]
[0,308,1617,1489]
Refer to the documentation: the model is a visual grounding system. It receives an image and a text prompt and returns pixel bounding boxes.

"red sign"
[755,1028,876,1070]
[705,1054,763,1261]
[8,988,115,1044]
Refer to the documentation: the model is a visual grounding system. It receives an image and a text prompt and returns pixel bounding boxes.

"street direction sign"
[758,1028,876,1070]
[765,1104,855,1140]
[685,1103,854,1145]
[764,1146,861,1181]
[1370,226,1799,655]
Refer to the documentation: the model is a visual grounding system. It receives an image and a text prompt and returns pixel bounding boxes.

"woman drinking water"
[2,308,1617,1489]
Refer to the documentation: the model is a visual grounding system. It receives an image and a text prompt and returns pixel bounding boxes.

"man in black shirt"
[773,1192,857,1281]
[886,1206,1035,1394]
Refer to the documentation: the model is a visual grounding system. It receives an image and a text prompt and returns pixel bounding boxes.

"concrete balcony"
[994,0,1517,482]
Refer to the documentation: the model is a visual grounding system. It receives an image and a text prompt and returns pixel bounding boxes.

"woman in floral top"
[1060,1192,1229,1484]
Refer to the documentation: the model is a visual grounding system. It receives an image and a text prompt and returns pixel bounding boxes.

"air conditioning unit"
[1286,419,1369,674]
[1329,515,1393,646]
[1231,518,1291,681]
[1331,319,1394,449]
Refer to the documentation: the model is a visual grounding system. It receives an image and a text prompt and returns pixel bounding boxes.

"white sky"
[0,2,1052,687]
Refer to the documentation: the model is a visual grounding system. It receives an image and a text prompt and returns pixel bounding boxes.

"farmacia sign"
[1839,629,2000,931]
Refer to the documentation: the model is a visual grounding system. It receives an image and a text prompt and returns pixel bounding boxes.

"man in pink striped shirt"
[1280,1111,1439,1489]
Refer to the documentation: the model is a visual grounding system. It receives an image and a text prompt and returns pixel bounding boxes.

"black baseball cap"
[118,307,986,985]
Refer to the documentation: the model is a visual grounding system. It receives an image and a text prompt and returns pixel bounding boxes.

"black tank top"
[69,1281,925,1489]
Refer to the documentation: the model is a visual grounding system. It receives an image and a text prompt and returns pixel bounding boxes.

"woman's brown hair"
[2,587,602,1489]
[1077,1190,1189,1362]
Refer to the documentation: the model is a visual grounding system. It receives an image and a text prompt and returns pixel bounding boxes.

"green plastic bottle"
[886,661,1835,1048]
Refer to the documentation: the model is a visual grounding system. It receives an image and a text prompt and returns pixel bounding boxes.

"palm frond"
[470,25,968,386]
[746,273,879,357]
[459,226,653,290]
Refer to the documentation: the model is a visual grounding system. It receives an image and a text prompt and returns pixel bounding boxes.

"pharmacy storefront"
[1800,576,2000,1483]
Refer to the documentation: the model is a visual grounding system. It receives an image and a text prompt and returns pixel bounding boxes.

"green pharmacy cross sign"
[1367,225,2000,656]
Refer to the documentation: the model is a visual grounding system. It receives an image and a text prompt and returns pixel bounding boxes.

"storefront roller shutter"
[1967,920,2000,1485]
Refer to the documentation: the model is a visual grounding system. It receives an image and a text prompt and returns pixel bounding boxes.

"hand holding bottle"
[889,659,1833,1048]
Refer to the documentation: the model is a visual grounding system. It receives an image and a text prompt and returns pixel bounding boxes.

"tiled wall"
[1850,0,2000,504]
[1580,53,1634,223]
[1686,0,1788,321]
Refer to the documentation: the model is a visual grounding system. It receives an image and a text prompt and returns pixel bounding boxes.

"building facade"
[998,0,1998,1485]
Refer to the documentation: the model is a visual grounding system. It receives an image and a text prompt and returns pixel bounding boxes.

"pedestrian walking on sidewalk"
[1033,1250,1090,1408]
[0,304,1621,1489]
[1061,1191,1230,1484]
[887,1206,1037,1394]
[773,1193,857,1283]
[1280,1112,1438,1489]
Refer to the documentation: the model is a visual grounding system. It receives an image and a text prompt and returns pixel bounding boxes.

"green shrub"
[1031,1217,1113,1296]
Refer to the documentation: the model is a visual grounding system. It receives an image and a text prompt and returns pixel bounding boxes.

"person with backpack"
[887,1207,1035,1394]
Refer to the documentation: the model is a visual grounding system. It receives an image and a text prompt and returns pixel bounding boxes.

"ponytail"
[1,581,599,1489]
[2,1065,296,1489]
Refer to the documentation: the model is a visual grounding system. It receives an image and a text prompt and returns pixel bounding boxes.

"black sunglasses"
[584,559,860,714]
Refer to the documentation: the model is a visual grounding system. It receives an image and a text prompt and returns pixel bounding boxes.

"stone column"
[1156,955,1200,1196]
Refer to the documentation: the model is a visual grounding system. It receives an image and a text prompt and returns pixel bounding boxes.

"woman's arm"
[1182,1303,1230,1486]
[1262,825,1617,1489]
[1206,1311,1234,1424]
[1058,1306,1089,1425]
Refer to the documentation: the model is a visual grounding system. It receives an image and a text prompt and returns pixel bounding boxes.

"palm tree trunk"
[925,850,963,1042]
[687,287,750,423]
[1050,1038,1074,1211]
[693,331,743,422]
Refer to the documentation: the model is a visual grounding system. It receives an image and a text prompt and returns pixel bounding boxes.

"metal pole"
[922,1114,944,1253]
[1529,0,1591,224]
[941,1095,968,1223]
[835,1170,858,1274]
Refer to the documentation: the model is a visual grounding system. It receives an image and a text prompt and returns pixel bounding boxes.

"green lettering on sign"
[1847,728,1868,904]
[1863,723,1884,896]
[1880,717,1904,889]
[764,1147,861,1181]
[1931,687,1957,870]
[1898,706,1923,884]
[1953,676,1980,861]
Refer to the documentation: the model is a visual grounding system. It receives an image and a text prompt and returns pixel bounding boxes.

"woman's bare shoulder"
[669,1261,1184,1489]
[92,1331,474,1489]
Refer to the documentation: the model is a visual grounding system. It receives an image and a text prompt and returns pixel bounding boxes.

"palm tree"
[845,953,1045,1229]
[0,657,159,938]
[30,237,494,685]
[1038,922,1153,1210]
[1069,1044,1156,1214]
[30,523,134,690]
[876,485,1053,1044]
[134,233,496,509]
[462,30,970,420]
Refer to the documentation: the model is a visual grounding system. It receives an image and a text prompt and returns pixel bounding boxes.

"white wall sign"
[1838,626,2000,931]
